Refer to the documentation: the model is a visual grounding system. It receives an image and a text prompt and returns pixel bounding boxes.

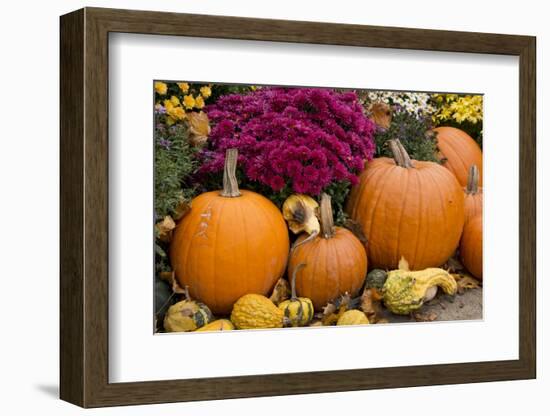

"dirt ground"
[380,287,483,323]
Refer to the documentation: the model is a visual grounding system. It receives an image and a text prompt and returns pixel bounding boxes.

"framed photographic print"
[60,7,536,408]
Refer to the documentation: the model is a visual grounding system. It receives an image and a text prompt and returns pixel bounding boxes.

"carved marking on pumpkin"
[196,206,212,238]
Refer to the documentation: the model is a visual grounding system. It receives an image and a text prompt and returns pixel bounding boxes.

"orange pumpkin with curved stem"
[464,165,483,224]
[346,139,465,271]
[434,127,483,187]
[288,193,367,311]
[460,215,483,280]
[170,149,290,314]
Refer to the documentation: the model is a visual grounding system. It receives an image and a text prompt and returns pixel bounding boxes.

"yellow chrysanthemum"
[432,94,483,125]
[154,81,168,95]
[168,106,186,121]
[170,96,180,106]
[195,95,205,109]
[163,99,174,112]
[183,95,195,109]
[177,82,190,93]
[200,86,212,98]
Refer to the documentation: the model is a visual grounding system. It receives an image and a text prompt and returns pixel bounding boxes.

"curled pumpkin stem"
[290,263,306,300]
[291,230,319,252]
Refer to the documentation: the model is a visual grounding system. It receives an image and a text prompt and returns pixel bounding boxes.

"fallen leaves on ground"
[321,293,354,326]
[452,273,481,294]
[360,288,384,323]
[413,311,438,322]
[442,256,464,273]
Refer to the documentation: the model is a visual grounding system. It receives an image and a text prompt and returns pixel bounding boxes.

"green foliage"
[208,84,256,103]
[374,109,439,162]
[154,116,199,219]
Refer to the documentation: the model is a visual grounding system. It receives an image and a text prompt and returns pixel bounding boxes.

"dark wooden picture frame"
[60,7,536,408]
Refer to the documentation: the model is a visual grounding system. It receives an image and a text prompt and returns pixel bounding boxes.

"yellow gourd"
[163,288,213,332]
[383,267,457,315]
[337,310,369,326]
[196,319,235,332]
[231,294,284,330]
[278,263,314,327]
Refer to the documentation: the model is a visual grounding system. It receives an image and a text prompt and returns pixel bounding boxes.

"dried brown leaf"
[453,273,481,294]
[171,277,187,295]
[413,311,438,322]
[321,293,353,325]
[442,256,464,273]
[368,102,392,130]
[159,271,175,285]
[187,111,211,147]
[343,218,368,245]
[398,256,410,271]
[269,278,291,305]
[173,200,191,221]
[156,216,176,243]
[360,288,383,322]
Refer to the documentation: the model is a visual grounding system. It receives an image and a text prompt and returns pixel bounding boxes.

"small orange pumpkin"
[170,149,290,314]
[288,193,367,311]
[346,139,464,271]
[460,214,483,280]
[434,126,483,187]
[464,165,483,224]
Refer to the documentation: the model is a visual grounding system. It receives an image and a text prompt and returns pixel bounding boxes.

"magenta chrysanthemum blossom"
[200,87,376,195]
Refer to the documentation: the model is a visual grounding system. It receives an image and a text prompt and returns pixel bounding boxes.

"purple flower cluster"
[200,87,376,195]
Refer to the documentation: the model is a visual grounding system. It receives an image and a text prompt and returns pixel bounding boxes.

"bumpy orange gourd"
[464,165,483,224]
[434,126,483,187]
[346,139,465,271]
[170,149,290,314]
[288,193,367,311]
[460,215,483,280]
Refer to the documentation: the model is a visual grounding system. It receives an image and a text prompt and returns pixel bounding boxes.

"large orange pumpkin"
[460,214,483,280]
[288,193,367,311]
[464,165,483,224]
[170,149,290,314]
[434,126,483,187]
[346,139,464,271]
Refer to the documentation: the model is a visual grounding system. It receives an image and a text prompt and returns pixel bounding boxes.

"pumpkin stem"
[290,263,306,300]
[466,165,480,194]
[320,193,335,239]
[389,139,414,168]
[220,148,241,197]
